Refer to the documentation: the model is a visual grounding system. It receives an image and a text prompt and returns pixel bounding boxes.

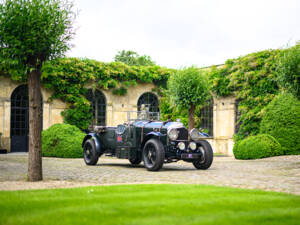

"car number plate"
[181,153,200,159]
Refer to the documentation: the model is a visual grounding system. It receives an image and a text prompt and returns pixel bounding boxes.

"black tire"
[129,152,142,165]
[83,139,99,165]
[193,140,213,170]
[142,139,165,171]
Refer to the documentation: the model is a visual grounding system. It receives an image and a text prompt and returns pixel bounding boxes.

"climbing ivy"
[40,57,173,129]
[208,49,282,141]
[1,47,292,140]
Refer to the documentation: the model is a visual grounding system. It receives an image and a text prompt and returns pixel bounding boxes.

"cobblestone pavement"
[0,153,299,194]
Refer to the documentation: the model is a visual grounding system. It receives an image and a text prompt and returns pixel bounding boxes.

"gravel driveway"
[0,153,299,194]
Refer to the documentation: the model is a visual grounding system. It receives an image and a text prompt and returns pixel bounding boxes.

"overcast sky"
[67,0,300,69]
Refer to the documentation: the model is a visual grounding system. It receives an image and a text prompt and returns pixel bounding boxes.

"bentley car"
[82,112,213,171]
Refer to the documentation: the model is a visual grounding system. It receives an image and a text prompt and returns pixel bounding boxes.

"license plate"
[181,153,200,159]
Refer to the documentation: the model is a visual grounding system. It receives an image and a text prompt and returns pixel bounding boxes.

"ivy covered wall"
[0,57,173,129]
[1,46,295,144]
[208,49,282,141]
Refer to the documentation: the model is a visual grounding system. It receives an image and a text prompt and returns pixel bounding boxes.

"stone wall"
[0,76,236,155]
[101,83,156,127]
[0,77,67,151]
[0,76,156,152]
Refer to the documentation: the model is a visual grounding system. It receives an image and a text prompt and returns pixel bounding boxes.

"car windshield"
[126,109,160,122]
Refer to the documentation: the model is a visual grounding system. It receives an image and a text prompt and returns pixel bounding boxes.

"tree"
[0,0,75,181]
[276,42,300,98]
[114,50,155,66]
[168,67,210,130]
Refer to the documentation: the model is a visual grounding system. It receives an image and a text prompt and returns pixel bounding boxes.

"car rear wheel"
[129,152,142,165]
[143,139,165,171]
[83,139,99,165]
[192,140,213,170]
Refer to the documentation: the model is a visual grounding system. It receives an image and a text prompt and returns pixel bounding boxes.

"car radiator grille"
[177,128,188,140]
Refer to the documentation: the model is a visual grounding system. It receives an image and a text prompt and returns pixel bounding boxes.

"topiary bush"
[260,93,300,155]
[233,134,283,159]
[42,123,85,158]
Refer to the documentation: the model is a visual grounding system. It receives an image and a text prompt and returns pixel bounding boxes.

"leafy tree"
[0,0,75,181]
[276,42,300,98]
[168,67,210,130]
[114,50,155,66]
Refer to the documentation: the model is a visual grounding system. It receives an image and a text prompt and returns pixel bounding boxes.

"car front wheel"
[193,140,213,170]
[83,139,99,165]
[143,139,165,171]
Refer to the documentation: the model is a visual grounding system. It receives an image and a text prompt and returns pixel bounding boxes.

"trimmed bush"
[42,123,85,158]
[260,93,300,155]
[233,134,282,159]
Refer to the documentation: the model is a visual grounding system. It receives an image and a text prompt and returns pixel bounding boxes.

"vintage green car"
[82,114,213,171]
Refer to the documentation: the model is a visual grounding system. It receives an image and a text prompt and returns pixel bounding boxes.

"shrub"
[260,93,300,155]
[42,123,85,158]
[233,134,282,159]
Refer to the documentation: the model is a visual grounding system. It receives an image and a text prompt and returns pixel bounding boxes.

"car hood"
[133,121,185,130]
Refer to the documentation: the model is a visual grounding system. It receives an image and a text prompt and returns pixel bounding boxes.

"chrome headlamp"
[167,128,179,140]
[178,142,185,150]
[189,142,197,150]
[190,128,201,141]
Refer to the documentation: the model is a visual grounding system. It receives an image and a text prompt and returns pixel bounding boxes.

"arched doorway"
[137,92,159,113]
[10,85,29,152]
[86,89,106,126]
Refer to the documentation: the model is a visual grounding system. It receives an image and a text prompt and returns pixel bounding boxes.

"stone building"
[0,76,238,155]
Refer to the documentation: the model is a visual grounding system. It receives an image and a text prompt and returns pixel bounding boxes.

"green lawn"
[0,184,299,225]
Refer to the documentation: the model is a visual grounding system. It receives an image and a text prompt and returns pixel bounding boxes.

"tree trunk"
[188,103,195,131]
[27,69,43,181]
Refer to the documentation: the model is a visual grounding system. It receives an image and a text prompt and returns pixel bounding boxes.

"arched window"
[137,92,159,113]
[86,89,106,126]
[199,99,213,136]
[10,85,43,152]
[235,99,241,133]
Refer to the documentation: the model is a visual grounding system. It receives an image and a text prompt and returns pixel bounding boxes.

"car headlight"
[178,142,185,150]
[190,128,201,141]
[189,142,197,150]
[168,128,178,140]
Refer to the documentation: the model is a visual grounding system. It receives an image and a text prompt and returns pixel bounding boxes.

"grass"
[0,184,299,225]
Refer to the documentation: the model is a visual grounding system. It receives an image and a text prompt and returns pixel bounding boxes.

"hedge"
[233,134,282,159]
[42,123,85,158]
[260,93,300,155]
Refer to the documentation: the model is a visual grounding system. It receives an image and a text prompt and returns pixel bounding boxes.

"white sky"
[67,0,300,69]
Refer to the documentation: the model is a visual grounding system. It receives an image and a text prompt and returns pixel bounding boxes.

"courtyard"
[0,153,299,195]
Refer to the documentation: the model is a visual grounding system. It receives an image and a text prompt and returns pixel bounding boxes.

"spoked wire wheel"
[192,140,213,170]
[142,139,165,171]
[83,139,99,165]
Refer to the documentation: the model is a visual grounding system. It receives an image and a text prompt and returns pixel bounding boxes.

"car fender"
[82,133,102,154]
[141,131,165,148]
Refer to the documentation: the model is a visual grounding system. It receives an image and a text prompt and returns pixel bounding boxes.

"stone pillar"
[42,103,50,130]
[106,104,113,126]
[2,101,11,151]
[212,96,236,156]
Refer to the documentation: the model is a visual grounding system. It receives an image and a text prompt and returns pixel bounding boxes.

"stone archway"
[137,92,159,113]
[10,84,43,152]
[10,85,29,152]
[86,89,106,126]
